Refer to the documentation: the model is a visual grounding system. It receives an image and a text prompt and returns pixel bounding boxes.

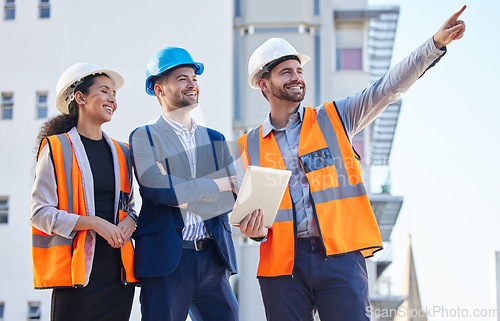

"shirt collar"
[162,114,197,136]
[262,103,304,138]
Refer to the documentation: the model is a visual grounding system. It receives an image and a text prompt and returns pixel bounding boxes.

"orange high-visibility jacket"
[32,131,138,289]
[238,102,383,277]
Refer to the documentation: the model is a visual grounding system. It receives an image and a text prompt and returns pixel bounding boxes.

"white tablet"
[230,165,292,228]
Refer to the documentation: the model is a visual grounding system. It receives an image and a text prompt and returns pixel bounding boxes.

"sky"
[366,0,500,319]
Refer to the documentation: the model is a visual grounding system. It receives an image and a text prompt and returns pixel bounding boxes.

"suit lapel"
[154,116,191,178]
[195,126,216,178]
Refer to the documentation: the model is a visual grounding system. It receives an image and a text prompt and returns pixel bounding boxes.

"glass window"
[336,48,362,70]
[27,302,41,320]
[314,0,320,16]
[314,28,321,105]
[39,7,49,18]
[4,0,15,20]
[1,93,13,120]
[335,22,363,71]
[234,0,240,17]
[36,92,48,119]
[0,197,8,224]
[233,30,241,121]
[39,0,50,19]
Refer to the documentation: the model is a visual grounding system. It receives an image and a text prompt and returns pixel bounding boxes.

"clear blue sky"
[368,0,500,319]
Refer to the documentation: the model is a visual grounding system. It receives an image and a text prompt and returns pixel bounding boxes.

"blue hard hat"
[145,47,204,96]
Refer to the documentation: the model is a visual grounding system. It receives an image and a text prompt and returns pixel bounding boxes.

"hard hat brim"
[56,69,124,114]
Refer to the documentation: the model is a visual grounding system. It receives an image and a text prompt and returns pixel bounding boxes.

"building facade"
[0,1,234,320]
[1,0,404,320]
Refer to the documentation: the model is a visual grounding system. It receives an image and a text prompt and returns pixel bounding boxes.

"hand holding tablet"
[229,166,291,228]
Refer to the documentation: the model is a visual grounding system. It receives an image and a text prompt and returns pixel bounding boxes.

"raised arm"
[335,6,467,137]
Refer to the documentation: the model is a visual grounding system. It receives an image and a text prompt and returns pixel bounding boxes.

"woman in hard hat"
[30,63,138,321]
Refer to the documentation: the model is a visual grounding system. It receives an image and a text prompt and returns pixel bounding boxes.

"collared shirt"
[260,37,447,237]
[262,104,318,237]
[162,114,211,241]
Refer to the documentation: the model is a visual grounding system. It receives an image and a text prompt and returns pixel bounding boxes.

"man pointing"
[238,6,466,321]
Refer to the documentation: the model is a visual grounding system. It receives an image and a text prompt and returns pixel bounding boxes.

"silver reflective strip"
[314,107,367,203]
[312,183,367,203]
[32,234,73,248]
[56,134,74,214]
[274,208,293,222]
[246,127,261,166]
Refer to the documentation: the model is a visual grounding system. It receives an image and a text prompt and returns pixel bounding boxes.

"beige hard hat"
[248,38,310,89]
[55,62,124,114]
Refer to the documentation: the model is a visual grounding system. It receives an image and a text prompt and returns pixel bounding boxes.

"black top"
[80,135,120,271]
[80,135,115,223]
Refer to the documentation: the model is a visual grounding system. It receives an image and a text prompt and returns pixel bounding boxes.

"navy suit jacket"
[129,116,237,278]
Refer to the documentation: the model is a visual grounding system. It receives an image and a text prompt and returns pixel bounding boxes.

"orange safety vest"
[32,133,138,289]
[238,102,383,277]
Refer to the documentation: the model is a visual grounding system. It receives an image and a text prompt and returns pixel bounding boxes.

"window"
[36,92,48,119]
[314,0,320,16]
[335,22,363,71]
[314,28,321,105]
[336,48,362,70]
[39,0,49,19]
[4,0,14,20]
[0,197,8,224]
[1,93,13,120]
[27,302,41,320]
[234,0,240,17]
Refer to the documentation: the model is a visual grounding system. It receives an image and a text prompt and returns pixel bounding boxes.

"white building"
[1,0,405,320]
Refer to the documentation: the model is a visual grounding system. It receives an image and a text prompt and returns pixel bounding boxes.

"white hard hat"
[248,38,310,89]
[55,62,124,114]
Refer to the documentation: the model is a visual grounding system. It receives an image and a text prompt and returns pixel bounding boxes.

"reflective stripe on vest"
[111,139,137,284]
[239,102,383,277]
[32,134,138,289]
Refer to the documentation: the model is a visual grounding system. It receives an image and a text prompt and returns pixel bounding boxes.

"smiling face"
[154,66,199,112]
[261,59,306,103]
[76,75,117,126]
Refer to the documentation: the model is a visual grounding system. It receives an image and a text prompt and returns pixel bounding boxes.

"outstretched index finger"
[448,5,466,23]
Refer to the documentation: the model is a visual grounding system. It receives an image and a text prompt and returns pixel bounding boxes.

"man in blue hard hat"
[129,47,239,321]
